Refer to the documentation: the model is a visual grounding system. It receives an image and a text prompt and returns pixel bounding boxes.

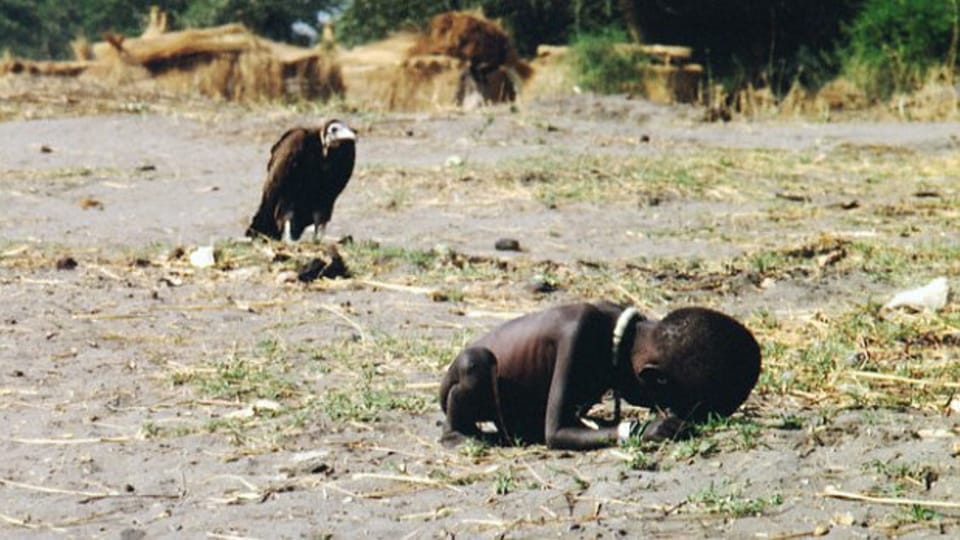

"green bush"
[629,1,862,96]
[844,0,960,97]
[569,30,647,94]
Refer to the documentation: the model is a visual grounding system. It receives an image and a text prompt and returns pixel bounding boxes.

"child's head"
[630,307,761,420]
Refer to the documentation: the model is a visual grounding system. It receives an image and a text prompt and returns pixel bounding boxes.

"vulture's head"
[322,119,356,151]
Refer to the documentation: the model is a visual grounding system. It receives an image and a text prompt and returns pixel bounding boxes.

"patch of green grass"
[751,308,782,331]
[865,459,938,497]
[626,447,656,471]
[670,437,720,461]
[903,504,940,523]
[493,469,516,496]
[159,338,320,447]
[734,422,762,450]
[171,338,297,402]
[205,417,254,446]
[490,151,734,208]
[198,354,297,402]
[748,251,789,275]
[140,420,161,439]
[688,482,783,517]
[377,333,467,371]
[320,363,430,423]
[0,166,99,181]
[619,434,659,471]
[459,438,490,460]
[776,413,804,430]
[755,296,960,411]
[692,414,766,451]
[340,240,440,274]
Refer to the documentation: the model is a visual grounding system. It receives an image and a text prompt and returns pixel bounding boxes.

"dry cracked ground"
[1,78,959,539]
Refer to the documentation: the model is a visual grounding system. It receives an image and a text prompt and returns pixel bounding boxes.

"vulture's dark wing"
[246,128,323,239]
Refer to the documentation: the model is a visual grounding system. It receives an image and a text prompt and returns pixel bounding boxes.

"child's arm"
[542,311,624,450]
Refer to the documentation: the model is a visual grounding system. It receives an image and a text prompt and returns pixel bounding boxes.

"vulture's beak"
[326,124,356,148]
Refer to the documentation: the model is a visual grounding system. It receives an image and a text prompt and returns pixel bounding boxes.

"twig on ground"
[0,477,115,498]
[352,472,464,494]
[847,370,960,389]
[10,436,132,445]
[357,278,436,296]
[318,303,368,342]
[206,533,262,540]
[522,460,558,490]
[819,486,960,509]
[0,512,48,531]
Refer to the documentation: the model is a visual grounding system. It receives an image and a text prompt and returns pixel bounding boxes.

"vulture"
[246,119,356,242]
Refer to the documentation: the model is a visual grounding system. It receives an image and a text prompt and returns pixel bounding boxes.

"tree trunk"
[619,0,642,43]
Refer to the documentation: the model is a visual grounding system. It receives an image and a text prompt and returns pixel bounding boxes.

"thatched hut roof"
[339,11,533,111]
[1,17,343,103]
[91,23,344,101]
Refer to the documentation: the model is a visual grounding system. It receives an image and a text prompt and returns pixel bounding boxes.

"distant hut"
[1,8,344,103]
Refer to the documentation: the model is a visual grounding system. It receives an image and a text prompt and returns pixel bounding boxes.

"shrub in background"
[569,29,647,94]
[843,0,959,98]
[629,1,861,96]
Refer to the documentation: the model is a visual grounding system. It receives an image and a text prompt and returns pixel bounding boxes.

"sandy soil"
[1,87,959,539]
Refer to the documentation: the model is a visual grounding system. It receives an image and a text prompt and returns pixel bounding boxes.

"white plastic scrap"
[881,277,949,312]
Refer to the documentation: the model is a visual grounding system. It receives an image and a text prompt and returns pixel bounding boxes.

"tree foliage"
[628,1,863,93]
[178,0,337,43]
[335,0,451,48]
[844,0,959,96]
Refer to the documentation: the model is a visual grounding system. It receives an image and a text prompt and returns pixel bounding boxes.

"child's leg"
[439,347,499,446]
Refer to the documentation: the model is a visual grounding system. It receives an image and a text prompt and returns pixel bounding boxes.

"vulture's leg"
[312,212,326,243]
[281,211,295,244]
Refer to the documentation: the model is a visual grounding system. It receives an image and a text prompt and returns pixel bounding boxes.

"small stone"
[494,238,521,251]
[840,200,860,210]
[119,528,147,540]
[832,512,855,526]
[276,270,299,284]
[526,275,557,294]
[55,256,78,270]
[79,197,104,210]
[445,155,464,167]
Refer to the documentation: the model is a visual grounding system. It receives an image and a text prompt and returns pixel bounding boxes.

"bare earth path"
[1,90,959,539]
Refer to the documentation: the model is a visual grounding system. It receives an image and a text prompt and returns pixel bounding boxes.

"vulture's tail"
[246,207,280,240]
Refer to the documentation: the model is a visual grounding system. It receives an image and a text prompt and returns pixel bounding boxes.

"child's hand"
[642,414,687,441]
